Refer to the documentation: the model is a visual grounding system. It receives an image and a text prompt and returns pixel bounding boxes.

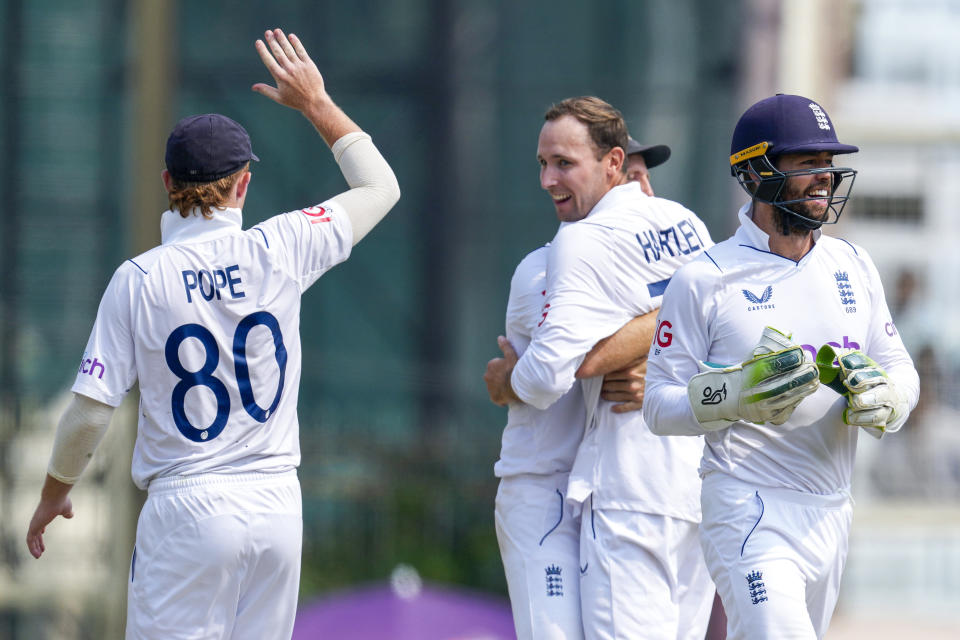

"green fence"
[0,1,742,636]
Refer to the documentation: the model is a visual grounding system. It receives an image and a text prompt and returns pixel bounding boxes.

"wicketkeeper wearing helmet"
[643,94,919,639]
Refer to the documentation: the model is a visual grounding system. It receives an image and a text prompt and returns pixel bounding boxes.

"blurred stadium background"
[1,0,959,638]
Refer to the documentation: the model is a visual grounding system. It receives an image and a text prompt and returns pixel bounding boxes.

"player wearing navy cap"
[643,94,919,639]
[26,28,399,639]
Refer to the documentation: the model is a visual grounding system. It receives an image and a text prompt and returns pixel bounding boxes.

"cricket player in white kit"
[486,97,716,640]
[643,94,920,639]
[493,137,672,639]
[26,29,400,640]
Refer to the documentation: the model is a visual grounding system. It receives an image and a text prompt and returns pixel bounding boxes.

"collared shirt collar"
[584,181,647,220]
[160,207,243,245]
[736,201,822,252]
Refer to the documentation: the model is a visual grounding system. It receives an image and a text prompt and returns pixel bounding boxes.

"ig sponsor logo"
[301,205,332,223]
[653,320,673,355]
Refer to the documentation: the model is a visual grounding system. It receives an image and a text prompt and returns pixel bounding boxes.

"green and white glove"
[687,327,820,431]
[816,345,909,436]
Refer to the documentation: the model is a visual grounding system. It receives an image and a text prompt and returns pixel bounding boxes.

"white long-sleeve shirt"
[510,182,713,518]
[643,204,920,494]
[494,244,586,478]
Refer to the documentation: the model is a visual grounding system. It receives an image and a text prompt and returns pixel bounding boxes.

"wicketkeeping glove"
[816,345,909,436]
[687,327,820,431]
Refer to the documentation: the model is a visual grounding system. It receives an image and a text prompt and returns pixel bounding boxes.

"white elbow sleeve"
[47,394,115,484]
[330,132,401,244]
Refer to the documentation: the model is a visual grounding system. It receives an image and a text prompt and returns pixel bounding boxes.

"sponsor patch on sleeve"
[653,319,673,355]
[301,204,333,223]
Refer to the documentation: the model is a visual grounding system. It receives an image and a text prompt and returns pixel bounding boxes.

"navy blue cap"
[730,94,858,165]
[165,114,259,182]
[627,137,671,169]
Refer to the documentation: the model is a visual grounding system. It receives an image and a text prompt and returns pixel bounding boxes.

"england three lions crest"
[834,271,857,313]
[545,565,564,597]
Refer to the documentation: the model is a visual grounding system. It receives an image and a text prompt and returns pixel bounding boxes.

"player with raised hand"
[26,28,399,639]
[643,94,919,639]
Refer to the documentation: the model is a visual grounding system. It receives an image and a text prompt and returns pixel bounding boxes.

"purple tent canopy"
[292,582,517,640]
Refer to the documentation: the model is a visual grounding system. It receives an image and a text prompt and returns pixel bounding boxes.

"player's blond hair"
[167,162,250,219]
[544,97,629,164]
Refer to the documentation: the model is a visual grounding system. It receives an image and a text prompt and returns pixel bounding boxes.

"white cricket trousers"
[578,502,714,640]
[126,470,303,640]
[495,473,584,640]
[698,472,853,640]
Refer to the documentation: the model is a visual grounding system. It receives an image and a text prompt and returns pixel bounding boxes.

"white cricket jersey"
[643,203,920,494]
[72,203,353,489]
[511,182,714,519]
[494,243,586,478]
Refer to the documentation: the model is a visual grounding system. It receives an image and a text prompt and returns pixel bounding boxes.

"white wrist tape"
[47,394,115,484]
[329,132,400,244]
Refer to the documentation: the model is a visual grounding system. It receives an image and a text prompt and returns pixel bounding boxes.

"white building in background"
[774,1,960,634]
[835,0,960,360]
[744,0,960,360]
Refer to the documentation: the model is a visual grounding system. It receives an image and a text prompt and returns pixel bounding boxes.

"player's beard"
[772,179,831,236]
[772,200,828,236]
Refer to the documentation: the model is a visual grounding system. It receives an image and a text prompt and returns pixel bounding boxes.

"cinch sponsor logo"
[79,355,106,379]
[800,336,861,362]
[885,322,898,337]
[653,320,673,355]
[301,205,332,223]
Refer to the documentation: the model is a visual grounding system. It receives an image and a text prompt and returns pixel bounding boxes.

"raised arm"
[252,28,358,145]
[253,28,399,245]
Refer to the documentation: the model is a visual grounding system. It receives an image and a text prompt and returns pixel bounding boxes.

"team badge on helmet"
[729,94,858,230]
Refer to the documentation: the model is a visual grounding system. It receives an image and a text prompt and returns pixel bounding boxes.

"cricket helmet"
[730,94,858,229]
